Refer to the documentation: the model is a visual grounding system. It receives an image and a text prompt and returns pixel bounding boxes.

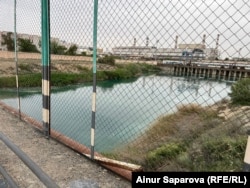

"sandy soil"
[0,57,94,77]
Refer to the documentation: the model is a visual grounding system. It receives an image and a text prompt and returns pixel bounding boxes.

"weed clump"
[229,78,250,105]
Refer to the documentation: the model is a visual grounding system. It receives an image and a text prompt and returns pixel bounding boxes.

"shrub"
[19,63,32,72]
[195,137,246,171]
[145,142,185,169]
[229,78,250,105]
[97,55,115,66]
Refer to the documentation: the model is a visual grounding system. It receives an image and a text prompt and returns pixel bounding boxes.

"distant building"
[112,43,218,60]
[178,43,205,50]
[112,46,156,59]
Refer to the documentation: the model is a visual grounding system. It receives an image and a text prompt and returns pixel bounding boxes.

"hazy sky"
[0,0,249,59]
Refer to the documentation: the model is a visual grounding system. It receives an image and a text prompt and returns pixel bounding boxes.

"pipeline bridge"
[157,60,250,81]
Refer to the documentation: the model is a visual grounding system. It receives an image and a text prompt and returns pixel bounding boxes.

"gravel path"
[0,106,131,188]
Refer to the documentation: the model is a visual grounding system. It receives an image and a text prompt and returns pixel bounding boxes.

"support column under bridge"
[160,64,250,81]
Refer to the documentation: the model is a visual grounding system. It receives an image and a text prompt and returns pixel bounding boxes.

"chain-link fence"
[1,0,250,176]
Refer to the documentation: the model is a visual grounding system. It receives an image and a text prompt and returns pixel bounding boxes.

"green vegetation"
[2,32,39,52]
[0,73,41,87]
[50,42,78,56]
[0,63,161,88]
[65,44,78,55]
[1,32,14,51]
[97,55,115,65]
[50,41,67,55]
[51,72,91,87]
[18,38,39,53]
[229,78,250,105]
[105,103,247,171]
[0,76,16,88]
[19,63,33,72]
[145,142,186,169]
[189,136,246,171]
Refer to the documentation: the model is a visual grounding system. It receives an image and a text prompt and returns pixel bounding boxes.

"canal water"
[0,75,233,152]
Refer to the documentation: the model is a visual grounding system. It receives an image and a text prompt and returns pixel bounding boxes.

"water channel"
[0,75,233,152]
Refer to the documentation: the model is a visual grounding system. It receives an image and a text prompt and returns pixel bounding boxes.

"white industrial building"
[112,34,220,61]
[112,45,217,60]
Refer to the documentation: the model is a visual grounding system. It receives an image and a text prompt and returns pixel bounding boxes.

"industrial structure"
[1,30,219,60]
[112,34,220,61]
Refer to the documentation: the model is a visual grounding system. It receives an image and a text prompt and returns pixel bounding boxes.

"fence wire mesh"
[0,0,250,173]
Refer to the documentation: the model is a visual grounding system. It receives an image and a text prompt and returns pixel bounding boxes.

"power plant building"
[112,35,220,60]
[112,44,218,60]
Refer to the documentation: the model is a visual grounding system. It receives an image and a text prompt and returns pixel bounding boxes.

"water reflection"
[97,78,138,92]
[0,75,233,152]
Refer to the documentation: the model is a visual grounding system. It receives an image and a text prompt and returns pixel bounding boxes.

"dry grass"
[106,102,247,171]
[111,104,212,165]
[0,58,93,77]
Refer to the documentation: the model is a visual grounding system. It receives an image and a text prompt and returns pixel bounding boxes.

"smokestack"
[215,34,220,58]
[133,38,136,47]
[175,35,178,49]
[202,34,206,47]
[216,34,220,50]
[146,37,149,47]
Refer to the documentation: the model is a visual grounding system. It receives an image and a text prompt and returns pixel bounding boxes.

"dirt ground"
[0,105,131,188]
[0,57,94,77]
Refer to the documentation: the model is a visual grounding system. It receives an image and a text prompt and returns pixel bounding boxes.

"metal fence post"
[41,0,51,138]
[91,0,98,159]
[14,0,21,120]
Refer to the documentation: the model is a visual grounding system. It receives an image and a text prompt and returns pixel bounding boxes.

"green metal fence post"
[91,0,98,159]
[41,0,51,138]
[14,0,21,120]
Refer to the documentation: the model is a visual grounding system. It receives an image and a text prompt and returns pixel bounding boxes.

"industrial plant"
[1,30,220,61]
[112,34,220,61]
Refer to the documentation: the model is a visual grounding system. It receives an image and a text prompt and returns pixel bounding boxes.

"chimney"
[175,35,178,49]
[133,38,136,47]
[202,34,206,47]
[215,34,220,50]
[146,37,149,47]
